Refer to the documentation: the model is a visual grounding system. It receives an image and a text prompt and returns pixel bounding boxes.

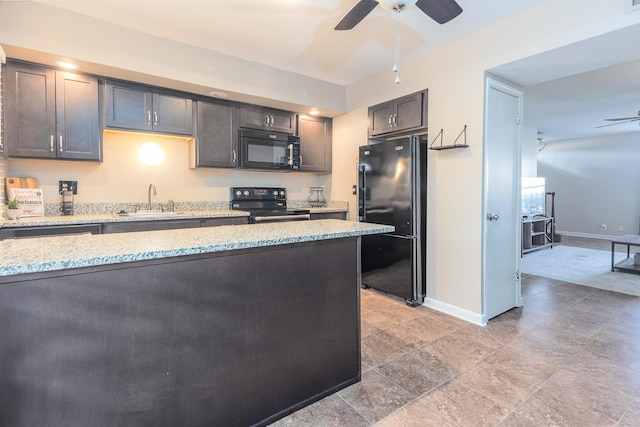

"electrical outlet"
[601,224,607,231]
[618,226,624,232]
[59,181,78,195]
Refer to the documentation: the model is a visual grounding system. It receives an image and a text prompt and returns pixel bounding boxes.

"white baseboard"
[557,230,626,240]
[423,298,486,326]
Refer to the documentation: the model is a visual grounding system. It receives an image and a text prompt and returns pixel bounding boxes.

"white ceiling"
[492,22,640,142]
[523,59,640,142]
[32,0,545,86]
[13,1,640,143]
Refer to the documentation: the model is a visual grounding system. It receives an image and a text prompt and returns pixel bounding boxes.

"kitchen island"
[0,220,391,427]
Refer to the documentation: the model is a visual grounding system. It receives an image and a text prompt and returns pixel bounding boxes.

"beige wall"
[0,1,346,115]
[1,0,639,319]
[333,1,640,317]
[0,45,6,208]
[7,131,328,205]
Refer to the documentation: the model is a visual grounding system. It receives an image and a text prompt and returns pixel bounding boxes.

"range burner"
[230,187,310,223]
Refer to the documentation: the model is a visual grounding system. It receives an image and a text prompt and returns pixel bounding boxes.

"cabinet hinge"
[516,114,521,125]
[515,270,520,280]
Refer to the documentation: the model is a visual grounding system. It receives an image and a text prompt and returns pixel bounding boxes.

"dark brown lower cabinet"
[310,212,347,220]
[0,217,250,239]
[101,217,247,234]
[0,237,361,427]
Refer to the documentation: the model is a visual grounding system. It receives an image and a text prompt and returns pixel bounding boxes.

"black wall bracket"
[429,125,468,151]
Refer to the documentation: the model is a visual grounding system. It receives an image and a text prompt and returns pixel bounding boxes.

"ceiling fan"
[596,110,640,128]
[335,0,463,31]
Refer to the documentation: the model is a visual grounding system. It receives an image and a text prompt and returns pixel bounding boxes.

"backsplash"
[7,130,332,205]
[43,200,348,216]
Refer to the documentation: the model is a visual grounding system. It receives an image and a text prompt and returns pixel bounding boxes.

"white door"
[482,77,523,322]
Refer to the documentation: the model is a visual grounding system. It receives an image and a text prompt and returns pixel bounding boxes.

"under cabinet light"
[138,142,166,166]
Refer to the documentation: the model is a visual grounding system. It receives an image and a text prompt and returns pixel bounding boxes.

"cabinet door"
[297,115,332,172]
[368,100,394,137]
[153,90,193,135]
[268,108,295,134]
[102,219,203,234]
[239,105,269,130]
[239,105,295,133]
[5,63,56,159]
[56,72,101,161]
[394,91,426,132]
[310,212,346,220]
[194,100,238,168]
[203,217,249,227]
[104,81,153,132]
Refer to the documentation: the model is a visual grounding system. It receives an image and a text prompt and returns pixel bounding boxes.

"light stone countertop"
[0,219,392,277]
[0,207,348,228]
[0,210,249,228]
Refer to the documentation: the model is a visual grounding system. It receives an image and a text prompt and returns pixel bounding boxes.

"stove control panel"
[230,187,286,201]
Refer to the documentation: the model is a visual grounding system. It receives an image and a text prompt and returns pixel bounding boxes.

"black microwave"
[238,129,300,171]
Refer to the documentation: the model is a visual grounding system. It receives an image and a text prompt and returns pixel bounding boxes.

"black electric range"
[230,187,310,223]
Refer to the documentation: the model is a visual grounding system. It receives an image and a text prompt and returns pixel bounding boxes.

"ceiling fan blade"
[595,118,640,128]
[335,0,379,30]
[604,117,639,121]
[415,0,463,24]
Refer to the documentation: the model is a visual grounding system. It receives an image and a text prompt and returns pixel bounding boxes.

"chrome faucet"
[148,183,157,210]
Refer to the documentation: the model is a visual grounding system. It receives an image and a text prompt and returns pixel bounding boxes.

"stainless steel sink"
[117,210,185,217]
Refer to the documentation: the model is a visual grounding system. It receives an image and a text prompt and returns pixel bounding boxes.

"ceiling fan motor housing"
[379,0,418,12]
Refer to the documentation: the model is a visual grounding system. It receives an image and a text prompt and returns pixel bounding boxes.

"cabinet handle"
[265,115,269,126]
[270,115,275,126]
[394,114,397,125]
[388,116,393,126]
[147,111,152,125]
[154,112,158,125]
[59,135,63,152]
[50,135,54,152]
[232,150,237,162]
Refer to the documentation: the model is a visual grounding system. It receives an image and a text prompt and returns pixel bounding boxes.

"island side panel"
[0,238,361,427]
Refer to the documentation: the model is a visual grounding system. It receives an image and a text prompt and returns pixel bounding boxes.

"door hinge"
[515,270,520,280]
[516,114,521,125]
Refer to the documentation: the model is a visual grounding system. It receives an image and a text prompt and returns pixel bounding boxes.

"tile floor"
[272,274,640,426]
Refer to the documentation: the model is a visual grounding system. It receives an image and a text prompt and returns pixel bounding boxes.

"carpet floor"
[520,245,640,296]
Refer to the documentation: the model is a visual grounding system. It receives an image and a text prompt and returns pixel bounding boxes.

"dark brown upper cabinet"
[239,105,295,134]
[104,81,194,136]
[368,90,428,138]
[296,115,332,173]
[190,100,239,168]
[4,61,101,161]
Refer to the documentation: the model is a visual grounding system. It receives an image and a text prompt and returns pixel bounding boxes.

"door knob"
[487,213,500,221]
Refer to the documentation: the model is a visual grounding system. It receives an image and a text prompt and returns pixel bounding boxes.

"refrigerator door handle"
[358,165,367,221]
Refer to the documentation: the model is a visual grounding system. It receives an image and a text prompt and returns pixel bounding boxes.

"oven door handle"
[254,214,311,222]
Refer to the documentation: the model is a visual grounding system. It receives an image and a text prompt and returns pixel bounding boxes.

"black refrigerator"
[358,137,426,306]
